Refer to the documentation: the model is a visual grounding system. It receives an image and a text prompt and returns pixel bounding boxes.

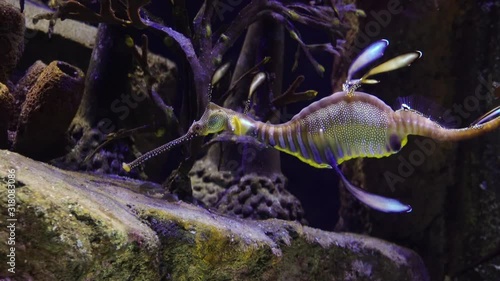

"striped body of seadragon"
[123,40,500,213]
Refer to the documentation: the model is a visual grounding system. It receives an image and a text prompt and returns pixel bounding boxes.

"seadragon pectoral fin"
[332,165,412,213]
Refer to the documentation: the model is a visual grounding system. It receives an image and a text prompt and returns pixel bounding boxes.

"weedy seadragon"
[123,40,500,213]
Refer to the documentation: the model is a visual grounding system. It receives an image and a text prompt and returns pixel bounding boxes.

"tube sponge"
[11,60,47,130]
[0,1,25,83]
[0,83,14,148]
[14,61,84,160]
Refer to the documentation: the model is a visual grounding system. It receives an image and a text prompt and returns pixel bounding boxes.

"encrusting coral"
[0,0,25,83]
[189,159,306,223]
[218,174,306,222]
[14,61,85,160]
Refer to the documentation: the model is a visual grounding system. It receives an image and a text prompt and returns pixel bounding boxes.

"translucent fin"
[332,165,412,213]
[470,105,500,126]
[347,39,389,81]
[393,95,457,128]
[362,51,422,80]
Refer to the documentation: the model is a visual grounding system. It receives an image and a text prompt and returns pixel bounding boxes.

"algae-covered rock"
[0,150,429,280]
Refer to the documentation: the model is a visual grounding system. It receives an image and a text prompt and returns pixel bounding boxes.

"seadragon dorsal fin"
[393,95,457,128]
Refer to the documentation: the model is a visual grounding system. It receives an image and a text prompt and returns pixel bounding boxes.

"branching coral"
[34,0,358,112]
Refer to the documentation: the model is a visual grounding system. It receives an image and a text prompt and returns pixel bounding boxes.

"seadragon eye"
[192,123,202,133]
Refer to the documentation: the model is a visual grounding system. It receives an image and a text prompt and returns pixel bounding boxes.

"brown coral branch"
[210,0,268,66]
[127,0,150,28]
[265,1,353,76]
[130,34,150,76]
[33,0,150,28]
[83,125,150,163]
[284,3,351,31]
[34,0,352,111]
[143,19,204,90]
[217,56,271,103]
[271,75,317,107]
[140,34,149,70]
[130,35,178,125]
[269,12,325,76]
[98,0,117,22]
[306,43,342,56]
[193,0,216,52]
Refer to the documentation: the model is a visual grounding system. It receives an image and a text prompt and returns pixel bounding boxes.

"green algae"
[0,154,160,280]
[0,150,427,280]
[140,209,276,281]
